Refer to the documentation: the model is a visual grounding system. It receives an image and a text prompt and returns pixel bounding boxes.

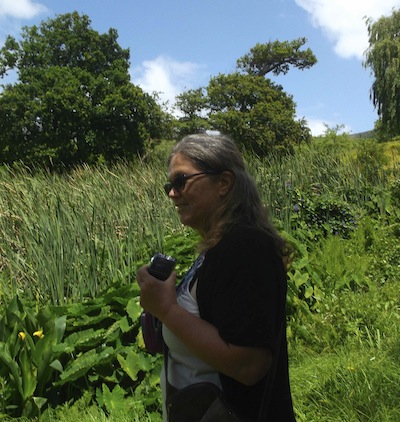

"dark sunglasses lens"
[164,175,186,195]
[173,175,186,191]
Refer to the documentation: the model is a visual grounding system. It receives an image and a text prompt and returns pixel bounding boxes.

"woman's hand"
[136,265,177,320]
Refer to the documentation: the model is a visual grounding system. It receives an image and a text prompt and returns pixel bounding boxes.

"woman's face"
[167,153,229,236]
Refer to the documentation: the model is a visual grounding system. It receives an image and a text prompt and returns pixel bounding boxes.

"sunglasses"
[164,171,218,195]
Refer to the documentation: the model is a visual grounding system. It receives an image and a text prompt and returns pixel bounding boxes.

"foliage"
[365,220,400,284]
[292,338,400,421]
[364,9,400,137]
[207,73,311,154]
[354,139,389,182]
[284,231,323,327]
[0,283,163,419]
[41,389,161,421]
[173,88,210,138]
[311,124,357,153]
[290,277,400,418]
[174,38,315,154]
[0,139,399,420]
[0,296,66,417]
[236,37,317,77]
[389,177,400,202]
[291,187,358,238]
[0,226,199,419]
[0,159,181,304]
[0,12,168,168]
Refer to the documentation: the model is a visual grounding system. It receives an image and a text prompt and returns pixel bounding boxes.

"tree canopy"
[364,9,400,138]
[174,88,210,137]
[175,38,315,153]
[0,12,169,167]
[207,73,310,154]
[236,37,317,77]
[0,14,317,164]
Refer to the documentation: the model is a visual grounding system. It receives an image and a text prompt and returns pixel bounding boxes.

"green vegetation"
[0,135,399,420]
[0,13,316,167]
[0,12,171,168]
[175,38,316,152]
[364,9,400,139]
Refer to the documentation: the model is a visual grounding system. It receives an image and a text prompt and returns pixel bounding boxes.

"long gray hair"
[169,133,287,256]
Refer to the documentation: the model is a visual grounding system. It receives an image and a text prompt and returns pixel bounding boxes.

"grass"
[292,347,400,421]
[0,158,183,304]
[290,278,400,421]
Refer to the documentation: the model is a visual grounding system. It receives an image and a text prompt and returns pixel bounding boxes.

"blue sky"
[1,0,400,135]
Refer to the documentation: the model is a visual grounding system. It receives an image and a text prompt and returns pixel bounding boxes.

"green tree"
[0,12,168,167]
[364,10,400,138]
[236,37,317,77]
[174,38,315,154]
[174,88,210,138]
[207,73,310,154]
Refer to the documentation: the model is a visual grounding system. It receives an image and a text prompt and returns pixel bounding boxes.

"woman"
[137,134,295,421]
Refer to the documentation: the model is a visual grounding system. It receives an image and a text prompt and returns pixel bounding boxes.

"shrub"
[291,188,358,238]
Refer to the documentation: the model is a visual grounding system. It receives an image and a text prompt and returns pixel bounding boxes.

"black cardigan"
[196,225,295,421]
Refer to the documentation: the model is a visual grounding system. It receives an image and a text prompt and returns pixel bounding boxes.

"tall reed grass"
[248,143,397,230]
[0,158,183,303]
[0,141,398,304]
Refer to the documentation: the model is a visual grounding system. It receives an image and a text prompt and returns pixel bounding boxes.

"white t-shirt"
[160,254,221,420]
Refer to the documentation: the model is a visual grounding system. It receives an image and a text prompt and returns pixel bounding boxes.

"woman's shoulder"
[220,224,275,250]
[204,224,278,266]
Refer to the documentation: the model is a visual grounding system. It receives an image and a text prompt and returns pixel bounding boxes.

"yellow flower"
[33,330,44,338]
[18,331,26,340]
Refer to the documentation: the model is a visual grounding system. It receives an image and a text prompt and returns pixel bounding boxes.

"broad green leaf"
[293,270,309,288]
[119,316,131,333]
[0,342,23,396]
[33,396,47,410]
[137,351,154,372]
[59,328,106,349]
[52,315,67,343]
[105,320,122,338]
[293,256,309,270]
[75,306,112,326]
[126,298,142,321]
[102,384,126,413]
[50,359,63,372]
[55,346,114,385]
[304,285,314,299]
[117,349,141,381]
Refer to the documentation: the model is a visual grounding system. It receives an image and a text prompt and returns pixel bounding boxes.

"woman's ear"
[218,171,234,196]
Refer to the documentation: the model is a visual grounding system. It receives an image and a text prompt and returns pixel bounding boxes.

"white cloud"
[131,55,207,113]
[306,118,328,136]
[304,117,351,136]
[0,0,46,19]
[295,0,400,59]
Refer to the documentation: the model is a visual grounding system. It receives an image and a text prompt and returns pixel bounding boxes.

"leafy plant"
[389,177,400,202]
[291,188,358,238]
[0,283,165,418]
[0,296,66,417]
[283,230,323,342]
